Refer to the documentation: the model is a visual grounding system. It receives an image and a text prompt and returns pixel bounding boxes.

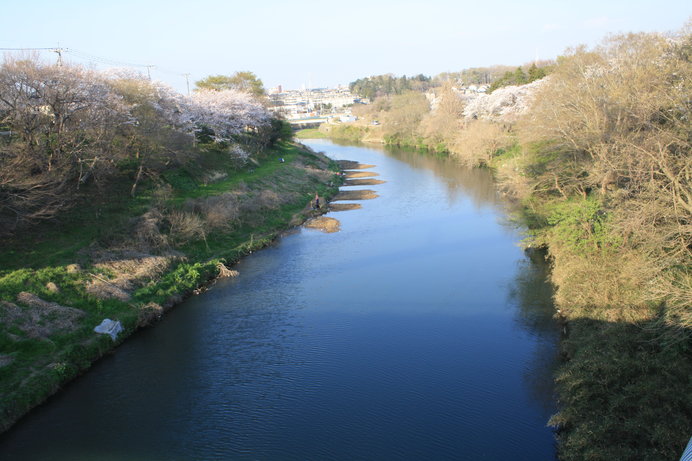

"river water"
[0,139,559,460]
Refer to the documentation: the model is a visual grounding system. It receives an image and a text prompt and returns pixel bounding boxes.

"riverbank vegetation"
[294,128,327,139]
[0,58,341,432]
[325,23,691,460]
[512,29,691,460]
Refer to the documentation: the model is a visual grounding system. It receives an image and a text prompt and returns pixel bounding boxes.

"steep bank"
[0,141,342,433]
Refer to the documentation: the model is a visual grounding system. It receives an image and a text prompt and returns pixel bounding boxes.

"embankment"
[0,141,342,433]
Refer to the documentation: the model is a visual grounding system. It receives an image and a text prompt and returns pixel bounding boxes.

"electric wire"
[1,46,195,90]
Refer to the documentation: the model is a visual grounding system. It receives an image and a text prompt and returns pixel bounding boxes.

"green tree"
[195,71,266,97]
[513,67,528,84]
[527,63,546,82]
[349,73,433,99]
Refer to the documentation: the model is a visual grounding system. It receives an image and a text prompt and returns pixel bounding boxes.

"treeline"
[337,25,692,460]
[0,58,288,237]
[436,65,515,85]
[349,73,433,100]
[351,62,554,99]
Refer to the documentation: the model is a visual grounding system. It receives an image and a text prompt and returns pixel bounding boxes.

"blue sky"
[2,0,689,93]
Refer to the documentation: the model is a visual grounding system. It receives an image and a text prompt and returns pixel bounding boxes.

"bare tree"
[0,58,126,233]
[518,27,691,327]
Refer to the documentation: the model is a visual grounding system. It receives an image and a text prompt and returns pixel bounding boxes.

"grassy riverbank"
[294,128,327,139]
[0,141,341,433]
[312,123,385,145]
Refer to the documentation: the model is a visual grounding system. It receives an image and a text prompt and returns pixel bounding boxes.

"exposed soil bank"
[302,159,383,231]
[345,171,380,179]
[329,203,363,212]
[344,178,387,186]
[333,190,379,201]
[336,160,376,170]
[304,216,341,233]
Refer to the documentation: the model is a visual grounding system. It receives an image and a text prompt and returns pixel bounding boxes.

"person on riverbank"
[313,193,320,210]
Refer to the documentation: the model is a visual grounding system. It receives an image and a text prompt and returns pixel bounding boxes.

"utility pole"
[0,47,68,66]
[182,73,191,95]
[145,65,155,80]
[52,47,67,66]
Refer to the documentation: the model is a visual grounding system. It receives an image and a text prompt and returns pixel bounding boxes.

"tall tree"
[195,71,266,97]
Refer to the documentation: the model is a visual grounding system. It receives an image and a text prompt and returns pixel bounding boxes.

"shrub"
[167,210,206,245]
[546,198,620,255]
[449,120,511,166]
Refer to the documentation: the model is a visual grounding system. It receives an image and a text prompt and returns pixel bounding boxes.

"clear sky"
[2,0,689,93]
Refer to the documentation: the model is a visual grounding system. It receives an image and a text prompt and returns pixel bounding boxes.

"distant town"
[267,85,362,123]
[266,83,490,125]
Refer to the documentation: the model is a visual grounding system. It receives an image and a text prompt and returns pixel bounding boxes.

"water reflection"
[508,251,560,417]
[383,146,501,209]
[325,139,501,210]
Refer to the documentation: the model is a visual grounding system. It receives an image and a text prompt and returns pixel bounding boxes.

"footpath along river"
[0,139,560,460]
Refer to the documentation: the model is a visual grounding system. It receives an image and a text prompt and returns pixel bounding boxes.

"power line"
[67,49,190,83]
[0,47,68,66]
[0,47,63,51]
[67,48,150,69]
[1,46,194,90]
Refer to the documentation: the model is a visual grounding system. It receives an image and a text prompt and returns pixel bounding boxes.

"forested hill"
[349,74,433,100]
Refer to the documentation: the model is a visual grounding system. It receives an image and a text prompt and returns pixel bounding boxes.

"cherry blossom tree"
[106,75,197,196]
[0,57,280,233]
[0,58,127,232]
[188,89,271,142]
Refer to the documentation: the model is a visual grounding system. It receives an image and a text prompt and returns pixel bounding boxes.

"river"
[0,139,559,460]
